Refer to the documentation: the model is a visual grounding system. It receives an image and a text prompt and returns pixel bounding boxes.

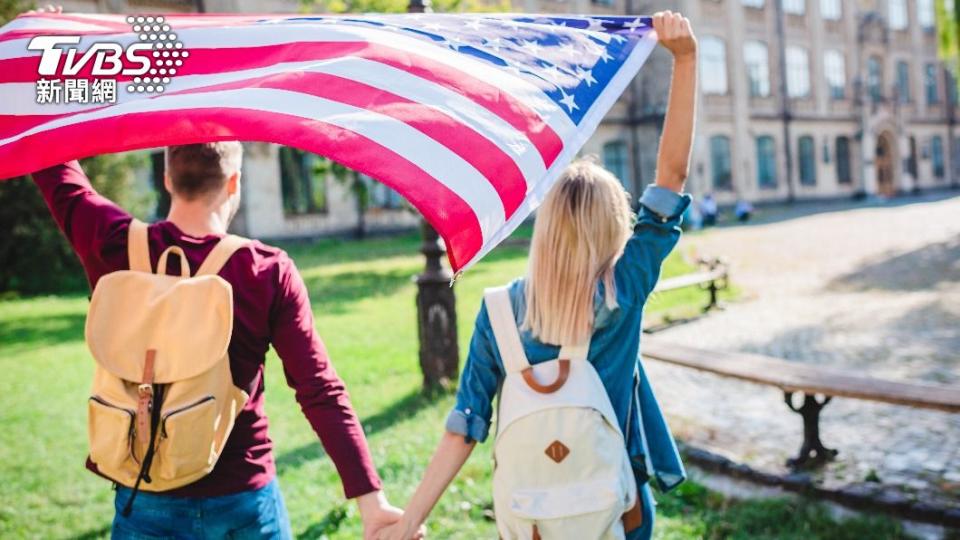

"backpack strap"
[558,340,590,362]
[127,219,152,273]
[195,234,250,276]
[483,286,530,374]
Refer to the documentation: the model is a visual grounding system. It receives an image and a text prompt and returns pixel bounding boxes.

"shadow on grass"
[296,505,351,539]
[276,388,447,475]
[0,311,86,352]
[68,524,111,540]
[302,266,417,314]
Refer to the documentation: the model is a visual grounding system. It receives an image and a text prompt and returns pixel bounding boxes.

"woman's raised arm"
[652,11,698,193]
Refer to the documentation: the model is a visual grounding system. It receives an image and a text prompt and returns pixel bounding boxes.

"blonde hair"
[522,158,633,346]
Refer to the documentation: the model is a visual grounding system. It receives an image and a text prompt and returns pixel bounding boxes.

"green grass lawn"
[0,229,909,539]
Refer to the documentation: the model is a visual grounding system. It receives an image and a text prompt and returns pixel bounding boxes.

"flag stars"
[575,66,597,87]
[583,18,606,33]
[521,40,543,56]
[558,90,579,113]
[484,37,504,52]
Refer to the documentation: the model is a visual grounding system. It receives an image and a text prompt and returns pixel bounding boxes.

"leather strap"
[521,360,570,394]
[127,219,151,273]
[623,497,644,532]
[558,341,590,362]
[157,246,190,277]
[135,349,156,450]
[484,286,530,374]
[195,234,250,277]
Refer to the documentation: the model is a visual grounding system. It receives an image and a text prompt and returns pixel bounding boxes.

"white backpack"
[485,286,640,540]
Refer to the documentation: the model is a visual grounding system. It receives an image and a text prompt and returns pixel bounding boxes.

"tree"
[937,0,960,76]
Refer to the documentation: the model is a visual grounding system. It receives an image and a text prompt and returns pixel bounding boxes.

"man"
[32,142,404,539]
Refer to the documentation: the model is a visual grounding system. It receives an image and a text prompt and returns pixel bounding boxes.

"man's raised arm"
[31,161,133,285]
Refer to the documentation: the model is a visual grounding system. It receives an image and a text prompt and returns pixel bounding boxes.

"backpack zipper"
[160,395,214,439]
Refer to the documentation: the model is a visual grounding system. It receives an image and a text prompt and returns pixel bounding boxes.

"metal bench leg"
[704,280,719,312]
[783,392,838,470]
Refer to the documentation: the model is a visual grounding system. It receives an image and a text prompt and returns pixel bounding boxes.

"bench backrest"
[643,340,960,413]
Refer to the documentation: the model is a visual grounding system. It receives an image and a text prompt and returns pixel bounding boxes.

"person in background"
[699,193,718,226]
[735,198,754,223]
[376,10,696,540]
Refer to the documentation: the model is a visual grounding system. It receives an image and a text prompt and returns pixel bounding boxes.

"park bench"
[642,340,960,470]
[650,257,728,313]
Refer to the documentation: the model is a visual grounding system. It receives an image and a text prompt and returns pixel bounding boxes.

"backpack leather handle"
[521,359,570,394]
[157,246,190,277]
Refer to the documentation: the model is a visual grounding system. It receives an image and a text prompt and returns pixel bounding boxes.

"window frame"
[700,36,729,95]
[835,136,852,185]
[756,135,779,189]
[709,135,733,191]
[785,45,811,99]
[744,40,771,98]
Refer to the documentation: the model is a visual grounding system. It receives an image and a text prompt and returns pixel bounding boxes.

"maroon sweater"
[33,161,382,499]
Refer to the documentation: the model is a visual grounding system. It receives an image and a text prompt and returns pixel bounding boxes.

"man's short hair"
[165,142,243,200]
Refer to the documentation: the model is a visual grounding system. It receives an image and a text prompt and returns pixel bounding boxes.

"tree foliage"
[0,154,150,295]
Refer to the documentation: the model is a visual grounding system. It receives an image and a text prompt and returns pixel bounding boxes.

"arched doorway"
[875,132,896,197]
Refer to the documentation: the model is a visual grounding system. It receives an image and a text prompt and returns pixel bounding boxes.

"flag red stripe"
[170,71,527,216]
[0,71,529,217]
[0,107,484,268]
[0,40,564,168]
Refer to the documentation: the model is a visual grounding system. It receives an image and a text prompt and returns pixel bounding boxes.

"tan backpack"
[84,219,250,514]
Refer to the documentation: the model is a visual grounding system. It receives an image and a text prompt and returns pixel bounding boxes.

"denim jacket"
[445,185,690,493]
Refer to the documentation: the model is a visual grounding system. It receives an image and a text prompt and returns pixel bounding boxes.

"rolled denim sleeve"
[614,185,692,301]
[445,301,503,443]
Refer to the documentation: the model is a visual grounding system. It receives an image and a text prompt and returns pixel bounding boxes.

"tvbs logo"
[28,36,152,77]
[29,15,186,105]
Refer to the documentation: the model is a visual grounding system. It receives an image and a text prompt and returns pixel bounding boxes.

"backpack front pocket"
[155,396,217,481]
[88,396,136,472]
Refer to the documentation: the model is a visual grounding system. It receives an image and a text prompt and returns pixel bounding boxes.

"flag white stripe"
[0,19,577,139]
[0,86,506,242]
[0,17,116,33]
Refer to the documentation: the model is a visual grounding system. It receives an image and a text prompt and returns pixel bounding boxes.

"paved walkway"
[647,192,960,511]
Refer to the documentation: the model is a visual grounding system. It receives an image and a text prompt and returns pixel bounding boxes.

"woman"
[378,11,697,540]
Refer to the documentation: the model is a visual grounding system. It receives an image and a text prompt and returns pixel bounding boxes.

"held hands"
[374,516,426,540]
[652,10,697,62]
[357,491,425,540]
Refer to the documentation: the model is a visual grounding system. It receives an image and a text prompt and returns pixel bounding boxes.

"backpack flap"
[85,271,234,383]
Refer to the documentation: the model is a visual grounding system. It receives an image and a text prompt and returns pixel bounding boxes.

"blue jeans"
[112,478,292,539]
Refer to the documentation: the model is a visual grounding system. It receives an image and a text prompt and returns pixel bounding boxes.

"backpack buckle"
[138,384,153,397]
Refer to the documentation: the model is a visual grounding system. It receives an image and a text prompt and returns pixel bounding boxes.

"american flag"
[0,13,657,272]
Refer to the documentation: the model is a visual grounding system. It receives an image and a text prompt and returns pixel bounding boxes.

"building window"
[868,56,883,102]
[744,41,771,97]
[742,0,765,7]
[836,136,852,184]
[701,36,728,95]
[756,135,778,188]
[888,0,909,30]
[784,0,805,14]
[896,61,911,102]
[279,146,328,215]
[932,135,945,179]
[602,141,631,189]
[926,63,940,104]
[820,0,842,20]
[710,135,733,191]
[824,50,846,99]
[798,136,817,186]
[785,46,810,98]
[918,0,936,29]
